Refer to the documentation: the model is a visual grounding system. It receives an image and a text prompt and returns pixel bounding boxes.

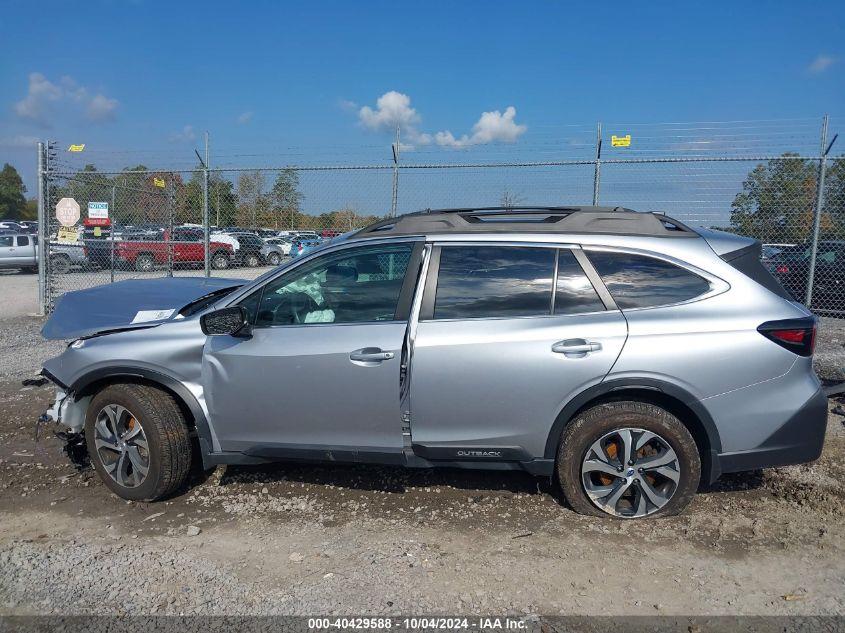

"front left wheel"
[84,383,192,501]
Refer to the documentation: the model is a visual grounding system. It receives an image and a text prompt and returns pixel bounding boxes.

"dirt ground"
[1,371,844,616]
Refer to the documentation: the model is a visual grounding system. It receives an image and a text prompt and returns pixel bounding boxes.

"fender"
[70,366,215,460]
[543,377,723,460]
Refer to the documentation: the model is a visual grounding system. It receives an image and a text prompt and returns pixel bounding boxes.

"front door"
[409,244,628,460]
[203,240,422,455]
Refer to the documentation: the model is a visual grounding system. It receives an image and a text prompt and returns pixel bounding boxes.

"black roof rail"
[355,206,697,238]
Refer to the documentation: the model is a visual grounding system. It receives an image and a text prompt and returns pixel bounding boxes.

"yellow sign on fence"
[56,226,79,244]
[611,135,631,147]
[67,144,85,152]
[153,177,166,188]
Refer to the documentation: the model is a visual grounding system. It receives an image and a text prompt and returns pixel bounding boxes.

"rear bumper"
[716,387,827,476]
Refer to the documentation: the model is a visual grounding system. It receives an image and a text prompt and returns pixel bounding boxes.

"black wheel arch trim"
[544,377,723,461]
[69,366,214,455]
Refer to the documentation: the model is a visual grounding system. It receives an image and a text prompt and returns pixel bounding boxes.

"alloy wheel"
[581,427,680,518]
[93,404,150,488]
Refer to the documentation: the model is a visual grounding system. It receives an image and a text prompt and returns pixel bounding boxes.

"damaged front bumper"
[34,373,91,470]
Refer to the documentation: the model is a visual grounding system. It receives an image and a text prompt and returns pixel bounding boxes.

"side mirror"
[200,306,251,337]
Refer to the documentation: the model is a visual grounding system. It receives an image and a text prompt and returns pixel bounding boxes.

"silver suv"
[38,207,826,519]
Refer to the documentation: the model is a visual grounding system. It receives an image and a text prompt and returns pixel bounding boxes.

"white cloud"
[237,111,254,125]
[338,99,358,112]
[358,91,420,132]
[808,54,835,74]
[434,107,526,148]
[169,125,197,143]
[353,91,526,150]
[14,72,118,126]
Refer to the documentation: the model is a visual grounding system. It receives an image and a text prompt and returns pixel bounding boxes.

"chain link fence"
[35,119,843,346]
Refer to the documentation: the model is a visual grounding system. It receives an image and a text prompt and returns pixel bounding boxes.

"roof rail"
[355,206,697,238]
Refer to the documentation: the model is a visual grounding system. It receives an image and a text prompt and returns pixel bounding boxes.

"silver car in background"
[37,207,826,519]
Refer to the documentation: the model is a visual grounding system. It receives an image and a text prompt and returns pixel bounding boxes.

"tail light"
[776,265,790,274]
[757,317,816,357]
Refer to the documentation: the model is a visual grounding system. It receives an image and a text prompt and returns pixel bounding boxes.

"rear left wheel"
[84,383,192,501]
[556,400,700,519]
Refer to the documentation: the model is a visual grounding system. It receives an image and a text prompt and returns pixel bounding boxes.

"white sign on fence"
[88,201,109,220]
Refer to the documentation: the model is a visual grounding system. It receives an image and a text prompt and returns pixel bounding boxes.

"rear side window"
[16,236,28,246]
[434,246,555,319]
[587,251,710,309]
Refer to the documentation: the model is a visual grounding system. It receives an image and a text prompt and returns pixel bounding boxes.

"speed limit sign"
[55,198,81,227]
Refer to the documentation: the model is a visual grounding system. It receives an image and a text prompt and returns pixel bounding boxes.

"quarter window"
[243,243,413,326]
[587,251,711,309]
[433,246,555,319]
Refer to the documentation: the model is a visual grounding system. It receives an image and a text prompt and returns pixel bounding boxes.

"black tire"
[556,400,700,519]
[211,251,230,270]
[267,251,282,266]
[50,254,71,274]
[84,383,192,501]
[135,253,155,272]
[245,253,260,268]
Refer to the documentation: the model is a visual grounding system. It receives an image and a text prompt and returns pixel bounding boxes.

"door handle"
[349,348,395,363]
[552,339,602,356]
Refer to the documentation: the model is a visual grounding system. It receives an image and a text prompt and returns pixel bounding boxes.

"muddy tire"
[556,400,700,519]
[135,253,155,272]
[211,251,230,270]
[84,383,192,501]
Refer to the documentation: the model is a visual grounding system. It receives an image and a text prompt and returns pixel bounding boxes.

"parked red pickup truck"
[84,227,234,271]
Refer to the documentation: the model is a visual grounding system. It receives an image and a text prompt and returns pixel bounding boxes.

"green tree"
[731,153,845,243]
[0,164,28,219]
[270,169,304,229]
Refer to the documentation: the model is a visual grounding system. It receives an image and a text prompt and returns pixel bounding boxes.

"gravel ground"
[0,310,843,616]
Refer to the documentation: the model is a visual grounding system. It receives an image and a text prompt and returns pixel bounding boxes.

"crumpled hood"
[42,277,246,340]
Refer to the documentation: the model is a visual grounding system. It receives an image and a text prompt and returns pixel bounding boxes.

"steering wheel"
[272,291,320,324]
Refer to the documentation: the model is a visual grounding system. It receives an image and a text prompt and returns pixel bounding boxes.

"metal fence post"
[167,177,174,277]
[592,122,602,206]
[805,114,830,307]
[390,125,400,217]
[36,142,47,316]
[110,184,116,283]
[203,132,210,277]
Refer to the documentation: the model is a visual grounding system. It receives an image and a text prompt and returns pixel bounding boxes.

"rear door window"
[433,246,555,319]
[16,236,29,246]
[587,250,711,309]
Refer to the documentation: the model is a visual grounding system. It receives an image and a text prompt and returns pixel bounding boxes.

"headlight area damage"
[35,277,245,469]
[35,373,91,470]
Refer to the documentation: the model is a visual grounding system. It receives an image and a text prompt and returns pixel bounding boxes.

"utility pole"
[390,125,401,217]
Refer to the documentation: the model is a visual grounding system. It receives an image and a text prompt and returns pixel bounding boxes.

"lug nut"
[638,468,644,473]
[628,460,634,466]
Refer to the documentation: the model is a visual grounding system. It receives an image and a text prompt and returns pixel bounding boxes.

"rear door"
[0,235,15,268]
[409,243,628,461]
[15,235,35,266]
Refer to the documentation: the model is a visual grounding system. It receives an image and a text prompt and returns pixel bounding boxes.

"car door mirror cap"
[200,306,252,337]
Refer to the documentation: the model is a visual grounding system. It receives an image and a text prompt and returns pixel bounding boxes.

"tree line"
[24,163,385,231]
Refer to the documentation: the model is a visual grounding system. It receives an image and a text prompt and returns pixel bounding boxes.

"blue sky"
[1,0,843,208]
